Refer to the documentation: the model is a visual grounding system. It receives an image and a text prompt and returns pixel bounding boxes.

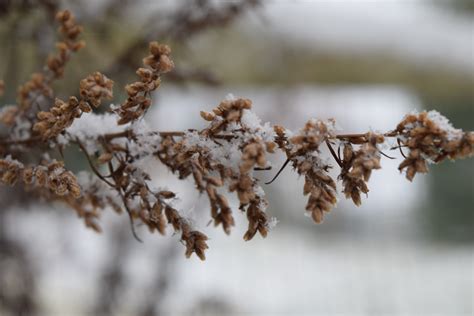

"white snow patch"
[426,110,463,140]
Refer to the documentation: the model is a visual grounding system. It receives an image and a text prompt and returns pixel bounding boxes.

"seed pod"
[200,111,215,121]
[159,191,176,199]
[343,144,353,162]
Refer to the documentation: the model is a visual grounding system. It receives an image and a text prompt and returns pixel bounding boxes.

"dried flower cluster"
[33,72,113,140]
[158,97,276,240]
[0,157,80,199]
[396,111,474,181]
[115,42,174,125]
[274,120,338,223]
[0,10,472,260]
[18,10,85,111]
[339,133,384,206]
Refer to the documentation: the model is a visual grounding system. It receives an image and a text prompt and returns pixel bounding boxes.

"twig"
[76,139,115,187]
[397,138,407,159]
[0,136,42,146]
[326,140,343,168]
[118,189,143,243]
[265,158,290,185]
[106,159,143,243]
[1,130,401,147]
[378,149,396,159]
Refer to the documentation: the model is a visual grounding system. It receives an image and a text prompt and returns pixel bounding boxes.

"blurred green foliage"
[440,0,474,14]
[421,105,474,243]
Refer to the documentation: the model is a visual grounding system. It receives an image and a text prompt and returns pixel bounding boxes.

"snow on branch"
[0,10,472,260]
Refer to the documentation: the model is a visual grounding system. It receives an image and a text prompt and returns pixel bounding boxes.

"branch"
[75,139,116,188]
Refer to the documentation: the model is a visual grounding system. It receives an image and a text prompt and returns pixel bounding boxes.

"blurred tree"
[441,0,474,14]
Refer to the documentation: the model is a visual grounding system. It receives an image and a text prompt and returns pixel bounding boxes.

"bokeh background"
[0,0,473,315]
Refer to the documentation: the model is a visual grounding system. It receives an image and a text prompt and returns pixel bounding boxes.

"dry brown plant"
[0,10,472,260]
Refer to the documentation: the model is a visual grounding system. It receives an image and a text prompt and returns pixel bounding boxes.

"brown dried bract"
[79,72,114,109]
[0,106,19,126]
[277,119,338,223]
[33,72,113,140]
[17,10,85,110]
[0,158,81,198]
[396,111,474,181]
[157,97,273,240]
[116,42,174,125]
[340,133,383,205]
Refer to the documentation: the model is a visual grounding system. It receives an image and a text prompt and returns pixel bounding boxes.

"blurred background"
[0,0,473,315]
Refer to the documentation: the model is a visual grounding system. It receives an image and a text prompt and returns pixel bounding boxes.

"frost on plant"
[0,10,473,260]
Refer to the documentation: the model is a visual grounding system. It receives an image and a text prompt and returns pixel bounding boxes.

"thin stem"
[378,149,396,159]
[397,138,408,159]
[118,188,144,243]
[0,136,42,146]
[265,158,290,185]
[102,130,236,141]
[254,166,272,171]
[1,130,401,147]
[334,133,367,139]
[75,139,115,187]
[326,140,343,168]
[76,139,143,241]
[106,159,143,243]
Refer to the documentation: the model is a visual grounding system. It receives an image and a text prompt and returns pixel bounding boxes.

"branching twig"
[76,139,115,188]
[0,9,472,261]
[326,140,343,168]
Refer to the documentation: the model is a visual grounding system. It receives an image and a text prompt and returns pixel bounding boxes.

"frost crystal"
[128,120,161,158]
[4,155,24,168]
[184,130,243,173]
[225,93,236,101]
[66,112,126,140]
[267,216,279,230]
[65,112,127,152]
[241,109,276,143]
[426,110,462,140]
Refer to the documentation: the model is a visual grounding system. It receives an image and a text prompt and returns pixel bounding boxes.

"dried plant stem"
[0,136,42,146]
[325,140,343,168]
[0,131,400,147]
[77,139,143,242]
[397,138,408,158]
[1,9,472,260]
[75,140,115,188]
[265,158,290,185]
[118,188,144,243]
